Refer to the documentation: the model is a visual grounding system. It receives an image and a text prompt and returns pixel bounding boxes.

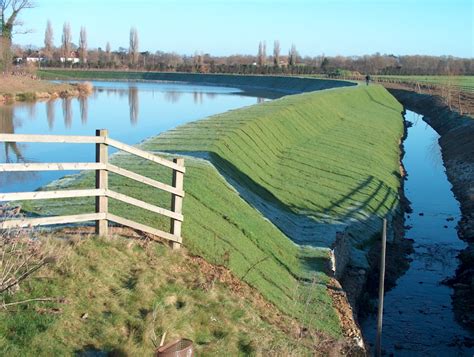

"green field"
[4,79,404,354]
[374,75,474,91]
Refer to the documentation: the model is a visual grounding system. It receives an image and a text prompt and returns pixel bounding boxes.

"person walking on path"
[365,74,371,86]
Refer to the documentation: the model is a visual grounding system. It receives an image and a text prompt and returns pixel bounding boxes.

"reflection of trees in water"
[193,91,203,104]
[79,96,88,124]
[128,86,139,125]
[205,92,216,100]
[164,91,183,103]
[25,101,36,118]
[0,105,37,185]
[62,98,73,128]
[0,105,24,163]
[46,100,55,129]
[414,243,458,271]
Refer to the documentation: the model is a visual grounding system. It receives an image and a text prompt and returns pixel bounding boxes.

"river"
[361,110,474,356]
[0,81,265,193]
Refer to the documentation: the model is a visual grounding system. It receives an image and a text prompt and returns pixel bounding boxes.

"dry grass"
[0,233,348,356]
[0,75,73,96]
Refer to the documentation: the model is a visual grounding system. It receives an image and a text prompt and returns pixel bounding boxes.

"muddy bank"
[389,88,474,329]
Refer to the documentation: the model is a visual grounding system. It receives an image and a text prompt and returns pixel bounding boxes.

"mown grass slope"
[144,84,404,247]
[20,83,403,343]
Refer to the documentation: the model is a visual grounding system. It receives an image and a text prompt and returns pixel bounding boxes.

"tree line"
[1,1,472,76]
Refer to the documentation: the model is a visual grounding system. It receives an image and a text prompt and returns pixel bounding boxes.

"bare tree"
[289,43,298,66]
[61,22,71,65]
[105,41,111,64]
[129,26,139,66]
[257,41,266,66]
[0,0,35,71]
[273,40,280,67]
[43,20,53,60]
[79,26,87,65]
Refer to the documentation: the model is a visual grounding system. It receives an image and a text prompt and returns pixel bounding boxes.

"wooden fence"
[0,130,185,249]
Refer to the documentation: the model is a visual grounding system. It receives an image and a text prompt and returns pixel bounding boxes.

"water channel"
[361,110,474,356]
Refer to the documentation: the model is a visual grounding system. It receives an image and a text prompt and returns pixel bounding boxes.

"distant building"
[60,50,80,64]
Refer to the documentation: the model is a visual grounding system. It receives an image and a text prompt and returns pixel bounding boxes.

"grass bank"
[14,81,403,353]
[1,234,324,356]
[37,69,356,94]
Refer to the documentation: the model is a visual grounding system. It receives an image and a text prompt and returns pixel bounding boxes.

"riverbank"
[17,82,405,353]
[389,88,474,329]
[0,75,93,104]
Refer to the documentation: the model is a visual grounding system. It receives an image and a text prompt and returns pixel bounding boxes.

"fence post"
[95,129,108,236]
[170,158,184,250]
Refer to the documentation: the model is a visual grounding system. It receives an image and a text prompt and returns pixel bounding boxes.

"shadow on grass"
[161,150,395,253]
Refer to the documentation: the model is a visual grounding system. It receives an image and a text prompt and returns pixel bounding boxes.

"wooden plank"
[106,190,183,222]
[96,129,109,236]
[107,213,181,243]
[0,213,106,229]
[0,133,104,144]
[107,164,185,197]
[105,138,185,173]
[0,189,105,202]
[170,158,185,250]
[0,163,105,172]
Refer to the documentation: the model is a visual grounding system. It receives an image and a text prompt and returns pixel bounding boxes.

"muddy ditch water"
[361,110,474,356]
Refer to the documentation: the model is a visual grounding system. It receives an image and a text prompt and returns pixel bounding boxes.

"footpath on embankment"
[23,72,406,351]
[390,88,474,329]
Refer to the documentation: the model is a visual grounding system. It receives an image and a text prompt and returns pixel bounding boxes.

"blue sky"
[13,0,474,57]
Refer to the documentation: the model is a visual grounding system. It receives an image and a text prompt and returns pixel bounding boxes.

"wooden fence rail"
[0,130,185,249]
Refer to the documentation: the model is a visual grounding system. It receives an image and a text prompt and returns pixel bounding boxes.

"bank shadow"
[164,150,395,251]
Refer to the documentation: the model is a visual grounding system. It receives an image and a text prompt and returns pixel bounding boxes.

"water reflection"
[164,91,182,103]
[128,86,139,125]
[79,96,88,124]
[46,100,55,129]
[1,81,263,193]
[62,98,73,128]
[0,106,24,163]
[0,105,37,187]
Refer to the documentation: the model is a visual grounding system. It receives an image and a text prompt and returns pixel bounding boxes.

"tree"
[257,41,266,66]
[43,19,53,60]
[0,0,35,71]
[288,43,298,66]
[129,27,139,66]
[61,22,71,64]
[273,40,280,67]
[105,41,111,64]
[78,26,87,65]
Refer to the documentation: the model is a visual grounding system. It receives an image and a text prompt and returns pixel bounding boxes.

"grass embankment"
[13,83,403,353]
[0,75,93,103]
[38,69,356,94]
[1,235,316,356]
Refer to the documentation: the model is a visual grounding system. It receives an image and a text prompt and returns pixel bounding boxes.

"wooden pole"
[376,218,387,357]
[95,129,108,236]
[170,158,184,249]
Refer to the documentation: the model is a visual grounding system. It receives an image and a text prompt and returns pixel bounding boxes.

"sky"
[11,0,474,58]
